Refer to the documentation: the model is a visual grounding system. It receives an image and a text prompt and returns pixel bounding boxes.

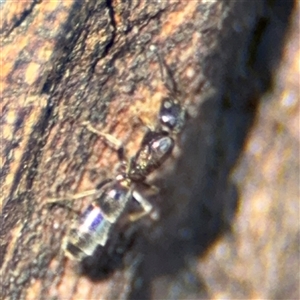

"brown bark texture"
[0,0,299,299]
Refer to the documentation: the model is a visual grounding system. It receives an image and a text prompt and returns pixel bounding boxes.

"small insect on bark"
[63,130,174,260]
[64,125,177,260]
[53,46,187,262]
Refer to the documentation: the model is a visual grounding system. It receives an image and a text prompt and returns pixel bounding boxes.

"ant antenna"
[149,45,179,97]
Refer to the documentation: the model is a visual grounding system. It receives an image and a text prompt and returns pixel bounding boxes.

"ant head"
[159,97,186,134]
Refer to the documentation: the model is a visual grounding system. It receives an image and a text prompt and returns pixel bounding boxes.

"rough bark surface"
[0,0,298,300]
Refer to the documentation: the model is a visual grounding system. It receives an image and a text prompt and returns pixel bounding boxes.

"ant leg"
[142,183,160,196]
[82,121,126,161]
[128,190,159,222]
[47,178,112,206]
[45,179,113,214]
[47,189,98,203]
[46,189,98,214]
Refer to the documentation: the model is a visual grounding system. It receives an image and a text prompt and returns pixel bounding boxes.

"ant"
[49,46,186,261]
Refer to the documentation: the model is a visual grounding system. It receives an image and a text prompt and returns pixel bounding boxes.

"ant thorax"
[128,131,175,181]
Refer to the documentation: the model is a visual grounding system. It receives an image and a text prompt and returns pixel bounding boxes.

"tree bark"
[1,0,298,299]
